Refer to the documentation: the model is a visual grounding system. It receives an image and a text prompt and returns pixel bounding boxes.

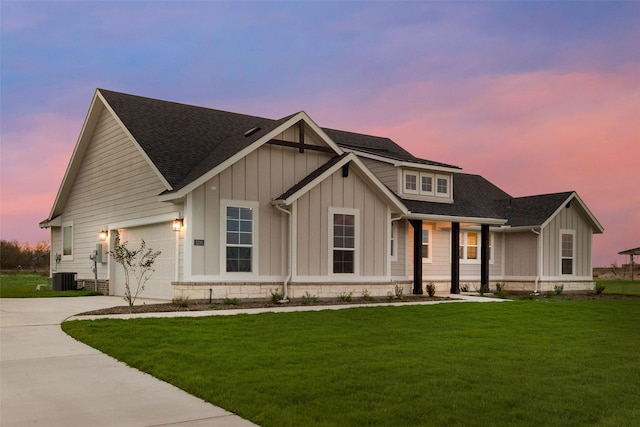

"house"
[40,89,604,300]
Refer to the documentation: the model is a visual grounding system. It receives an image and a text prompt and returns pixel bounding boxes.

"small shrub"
[301,291,318,305]
[361,289,374,301]
[595,283,606,295]
[338,291,353,302]
[394,284,404,300]
[269,288,285,303]
[223,297,241,305]
[460,283,469,292]
[172,295,190,307]
[495,283,509,299]
[554,284,564,295]
[426,282,436,297]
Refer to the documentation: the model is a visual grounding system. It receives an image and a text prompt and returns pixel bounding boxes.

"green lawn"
[63,300,640,426]
[0,273,101,297]
[597,279,640,296]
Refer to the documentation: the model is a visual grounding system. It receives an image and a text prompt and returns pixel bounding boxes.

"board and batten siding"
[391,219,407,277]
[542,203,593,278]
[189,143,334,278]
[504,232,538,277]
[52,106,179,281]
[294,167,390,278]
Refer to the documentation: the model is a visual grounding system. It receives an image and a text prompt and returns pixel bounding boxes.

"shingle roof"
[501,192,574,227]
[275,154,348,201]
[404,174,575,226]
[99,89,457,191]
[403,173,512,220]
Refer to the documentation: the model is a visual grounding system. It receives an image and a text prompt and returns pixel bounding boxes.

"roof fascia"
[159,111,344,201]
[273,153,408,215]
[97,90,173,191]
[47,91,103,220]
[405,213,507,225]
[539,192,604,233]
[342,148,461,173]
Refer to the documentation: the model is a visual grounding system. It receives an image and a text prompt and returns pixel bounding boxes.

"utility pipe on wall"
[531,228,542,294]
[274,204,291,302]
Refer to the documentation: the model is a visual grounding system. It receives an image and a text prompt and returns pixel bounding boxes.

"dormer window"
[436,175,450,197]
[404,172,418,194]
[420,173,434,196]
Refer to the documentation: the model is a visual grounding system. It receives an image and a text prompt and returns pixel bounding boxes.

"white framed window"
[459,231,493,263]
[421,224,433,262]
[390,221,398,262]
[560,230,575,275]
[420,173,434,196]
[330,208,359,274]
[403,171,418,194]
[221,200,258,274]
[436,174,450,197]
[61,222,73,260]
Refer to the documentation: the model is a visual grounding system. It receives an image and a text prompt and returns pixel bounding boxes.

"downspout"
[531,228,541,295]
[274,204,291,302]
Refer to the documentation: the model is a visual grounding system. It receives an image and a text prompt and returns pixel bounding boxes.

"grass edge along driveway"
[63,300,640,427]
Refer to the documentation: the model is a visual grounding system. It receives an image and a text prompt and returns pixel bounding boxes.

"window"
[459,231,493,263]
[421,225,432,261]
[62,222,73,259]
[436,175,449,197]
[420,173,434,196]
[331,209,358,274]
[224,204,255,273]
[561,230,575,275]
[404,172,418,194]
[390,221,398,261]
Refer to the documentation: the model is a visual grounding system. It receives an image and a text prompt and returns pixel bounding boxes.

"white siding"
[504,232,538,277]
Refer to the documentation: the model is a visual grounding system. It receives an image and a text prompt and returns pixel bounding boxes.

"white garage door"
[112,222,175,300]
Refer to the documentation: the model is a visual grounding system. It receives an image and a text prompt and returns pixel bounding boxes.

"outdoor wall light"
[99,230,108,241]
[172,218,183,231]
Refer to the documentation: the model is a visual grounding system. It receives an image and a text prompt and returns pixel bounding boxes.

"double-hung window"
[331,209,358,274]
[459,231,493,263]
[561,230,575,275]
[224,202,256,273]
[420,173,434,196]
[421,224,432,262]
[436,174,450,197]
[404,171,418,194]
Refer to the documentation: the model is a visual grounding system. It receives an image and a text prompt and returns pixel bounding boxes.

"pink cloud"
[1,113,80,243]
[346,67,640,267]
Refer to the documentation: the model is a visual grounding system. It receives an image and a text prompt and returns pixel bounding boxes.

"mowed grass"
[63,300,640,427]
[598,279,640,296]
[0,273,101,297]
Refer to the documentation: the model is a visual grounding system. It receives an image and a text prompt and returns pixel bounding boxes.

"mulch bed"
[78,292,639,316]
[78,295,451,315]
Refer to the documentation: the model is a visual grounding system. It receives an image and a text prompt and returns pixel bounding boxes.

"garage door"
[112,222,175,300]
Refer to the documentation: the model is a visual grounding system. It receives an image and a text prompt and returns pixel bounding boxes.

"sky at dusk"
[1,1,638,267]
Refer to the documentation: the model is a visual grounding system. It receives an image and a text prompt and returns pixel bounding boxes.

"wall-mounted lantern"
[172,218,183,231]
[99,230,108,241]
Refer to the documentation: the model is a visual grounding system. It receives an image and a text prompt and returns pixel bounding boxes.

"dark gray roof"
[501,192,574,227]
[275,154,348,201]
[403,174,511,220]
[405,174,574,226]
[99,89,457,191]
[324,128,460,170]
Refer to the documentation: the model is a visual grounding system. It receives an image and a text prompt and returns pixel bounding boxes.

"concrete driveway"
[0,296,258,427]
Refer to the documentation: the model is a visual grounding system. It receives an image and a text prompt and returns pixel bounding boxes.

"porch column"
[481,224,490,293]
[451,222,460,294]
[410,219,423,294]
